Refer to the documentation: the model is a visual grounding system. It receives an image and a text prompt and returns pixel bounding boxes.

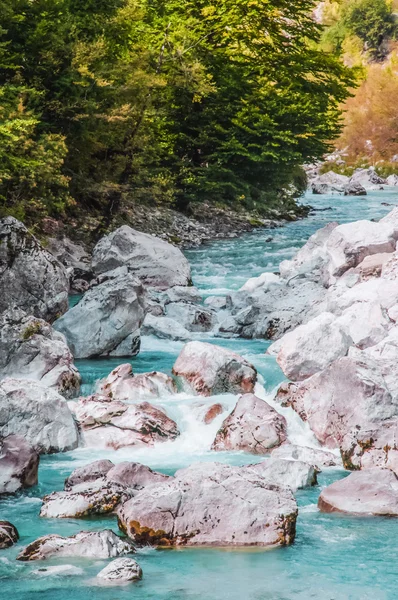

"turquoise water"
[2,190,398,599]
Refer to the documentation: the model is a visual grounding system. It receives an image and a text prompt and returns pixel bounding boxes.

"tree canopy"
[0,0,353,227]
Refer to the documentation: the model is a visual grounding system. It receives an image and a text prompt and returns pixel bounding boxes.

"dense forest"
[0,0,354,233]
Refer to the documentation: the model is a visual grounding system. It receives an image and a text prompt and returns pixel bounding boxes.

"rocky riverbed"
[2,188,398,598]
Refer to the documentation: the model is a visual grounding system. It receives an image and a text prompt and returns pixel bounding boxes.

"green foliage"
[22,320,43,339]
[0,0,354,226]
[342,0,395,56]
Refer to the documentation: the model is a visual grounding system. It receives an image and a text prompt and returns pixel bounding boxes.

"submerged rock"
[0,435,39,495]
[17,530,135,561]
[211,394,287,454]
[97,557,143,582]
[0,379,78,454]
[92,225,191,289]
[0,217,68,321]
[0,308,80,397]
[172,341,257,396]
[0,521,19,549]
[72,395,179,450]
[97,363,176,402]
[53,271,146,359]
[117,462,297,547]
[318,468,398,515]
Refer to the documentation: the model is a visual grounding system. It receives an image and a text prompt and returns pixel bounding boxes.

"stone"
[0,435,39,494]
[172,341,257,396]
[92,225,191,289]
[40,480,132,518]
[72,395,179,450]
[276,353,398,451]
[163,286,202,305]
[65,459,114,489]
[311,171,349,194]
[165,302,217,333]
[271,444,340,469]
[357,253,391,280]
[350,167,387,188]
[211,394,287,454]
[17,530,135,561]
[47,237,93,292]
[324,220,397,282]
[275,312,352,381]
[106,462,170,488]
[318,468,398,515]
[279,222,338,282]
[117,462,297,547]
[97,557,143,582]
[343,181,367,196]
[204,403,224,424]
[0,379,78,454]
[239,273,281,293]
[0,308,81,398]
[0,521,19,549]
[0,217,69,321]
[32,565,84,577]
[142,314,190,341]
[53,271,146,358]
[97,363,176,401]
[204,296,232,310]
[245,458,317,491]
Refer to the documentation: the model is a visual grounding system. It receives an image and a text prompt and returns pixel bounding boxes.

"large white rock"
[275,352,398,451]
[0,435,39,494]
[17,530,134,561]
[276,312,352,381]
[97,557,143,582]
[117,462,297,547]
[54,270,146,358]
[0,309,80,397]
[97,363,176,402]
[211,394,287,454]
[172,341,257,396]
[0,379,78,453]
[318,468,398,515]
[324,220,397,282]
[92,225,191,289]
[0,217,69,321]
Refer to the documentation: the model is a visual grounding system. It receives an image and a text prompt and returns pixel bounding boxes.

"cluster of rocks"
[308,166,395,196]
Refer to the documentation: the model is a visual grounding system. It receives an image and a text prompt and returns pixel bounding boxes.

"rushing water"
[2,190,398,599]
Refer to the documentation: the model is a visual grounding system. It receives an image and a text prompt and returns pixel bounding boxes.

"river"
[1,190,397,599]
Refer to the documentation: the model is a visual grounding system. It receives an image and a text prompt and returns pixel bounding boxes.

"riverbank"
[41,199,310,250]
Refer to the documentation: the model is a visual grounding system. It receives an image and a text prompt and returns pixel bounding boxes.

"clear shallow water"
[2,189,398,599]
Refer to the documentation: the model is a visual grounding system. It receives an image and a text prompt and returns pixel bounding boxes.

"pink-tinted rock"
[204,403,224,424]
[106,461,170,488]
[0,435,39,494]
[275,353,398,450]
[117,462,297,547]
[172,341,257,396]
[318,468,398,515]
[72,395,179,450]
[245,458,317,491]
[65,459,114,489]
[357,253,391,280]
[271,444,339,469]
[211,394,287,454]
[97,363,176,402]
